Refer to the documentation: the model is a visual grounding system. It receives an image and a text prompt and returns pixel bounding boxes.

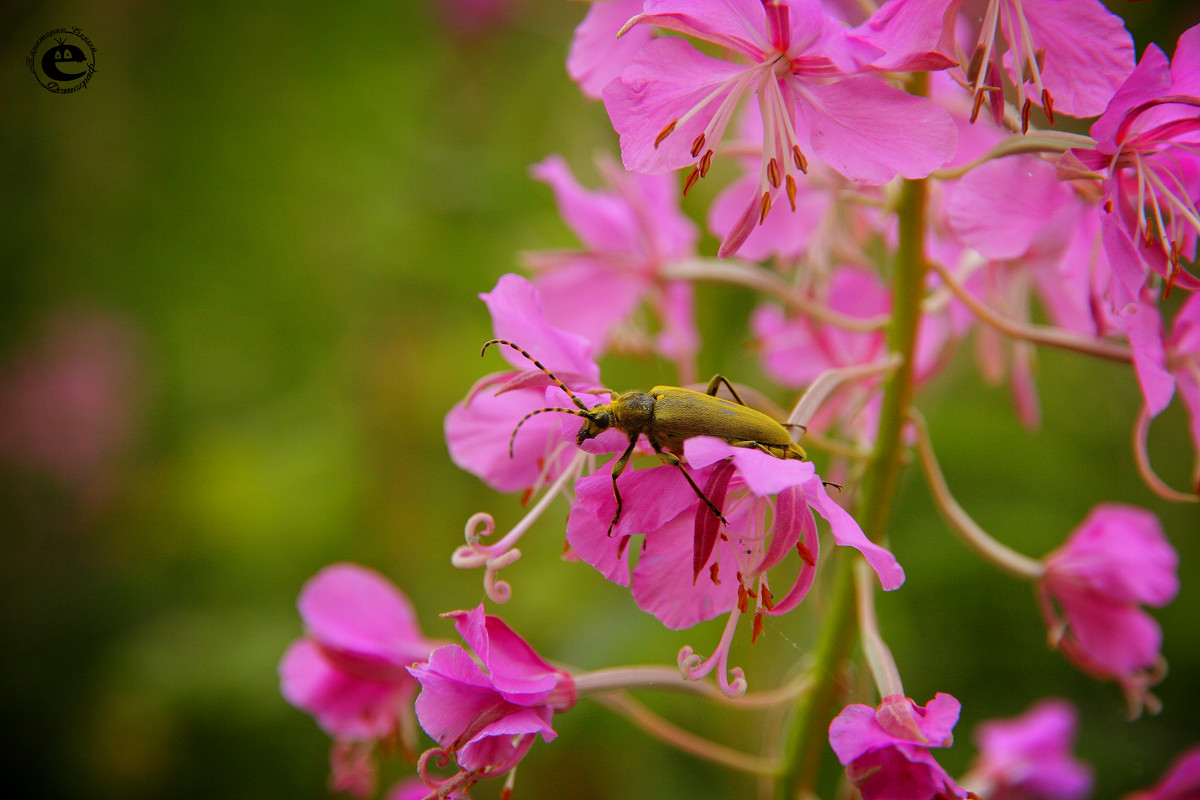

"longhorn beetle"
[482,339,806,536]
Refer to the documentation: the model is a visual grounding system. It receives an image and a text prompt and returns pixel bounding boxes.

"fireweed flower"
[524,153,701,376]
[1123,745,1200,800]
[963,699,1092,800]
[566,436,903,690]
[602,0,956,256]
[408,606,575,794]
[829,692,967,800]
[1069,24,1200,298]
[279,564,442,796]
[1038,504,1179,715]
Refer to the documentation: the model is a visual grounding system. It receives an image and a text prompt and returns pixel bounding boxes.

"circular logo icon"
[27,28,96,94]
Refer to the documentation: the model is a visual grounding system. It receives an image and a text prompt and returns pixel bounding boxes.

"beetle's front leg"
[606,436,639,537]
[655,449,729,526]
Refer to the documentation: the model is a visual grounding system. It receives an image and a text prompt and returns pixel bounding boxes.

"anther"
[1042,89,1055,124]
[761,585,774,610]
[699,149,714,177]
[767,157,781,188]
[795,539,815,566]
[690,133,706,158]
[792,145,808,174]
[786,174,797,211]
[684,167,701,196]
[1021,98,1032,133]
[965,44,985,85]
[709,562,721,585]
[655,119,678,149]
[970,90,986,124]
[751,611,764,643]
[759,191,772,225]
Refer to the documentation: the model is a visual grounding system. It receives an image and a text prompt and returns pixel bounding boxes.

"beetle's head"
[575,405,611,444]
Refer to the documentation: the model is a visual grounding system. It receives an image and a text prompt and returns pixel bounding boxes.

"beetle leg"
[606,436,639,537]
[703,374,749,406]
[655,449,729,526]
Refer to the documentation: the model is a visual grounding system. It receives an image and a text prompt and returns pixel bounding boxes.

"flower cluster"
[281,2,1197,797]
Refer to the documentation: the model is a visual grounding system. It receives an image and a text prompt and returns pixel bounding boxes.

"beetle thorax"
[611,391,655,433]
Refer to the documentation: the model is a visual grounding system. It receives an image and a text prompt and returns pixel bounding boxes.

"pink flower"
[1123,745,1200,800]
[524,154,700,374]
[444,274,607,494]
[829,693,967,800]
[602,0,955,256]
[279,563,441,741]
[565,436,904,631]
[1038,504,1179,714]
[1070,24,1200,298]
[408,606,575,776]
[965,699,1092,800]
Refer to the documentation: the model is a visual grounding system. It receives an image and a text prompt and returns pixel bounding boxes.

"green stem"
[779,135,931,797]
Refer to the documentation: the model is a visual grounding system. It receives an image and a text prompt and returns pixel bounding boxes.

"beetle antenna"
[482,339,591,413]
[509,406,591,458]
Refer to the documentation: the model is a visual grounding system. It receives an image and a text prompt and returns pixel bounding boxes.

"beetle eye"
[593,412,609,430]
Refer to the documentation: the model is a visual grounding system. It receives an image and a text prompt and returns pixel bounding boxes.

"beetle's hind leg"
[704,374,748,406]
[655,449,729,526]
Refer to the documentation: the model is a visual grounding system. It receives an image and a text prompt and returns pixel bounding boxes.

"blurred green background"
[1,2,1198,799]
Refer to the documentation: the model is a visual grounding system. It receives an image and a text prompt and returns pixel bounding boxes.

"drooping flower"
[524,153,700,376]
[1038,504,1179,715]
[963,699,1092,800]
[1068,24,1200,298]
[566,435,904,632]
[1122,745,1200,800]
[444,274,607,494]
[602,0,956,256]
[408,606,575,782]
[829,692,967,800]
[280,564,442,796]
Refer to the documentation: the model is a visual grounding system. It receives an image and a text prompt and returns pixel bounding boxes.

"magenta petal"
[853,0,957,72]
[631,510,739,629]
[972,699,1092,800]
[603,36,748,174]
[1057,588,1163,675]
[567,0,651,100]
[280,639,410,739]
[949,156,1075,260]
[298,563,427,664]
[481,274,600,382]
[807,479,906,591]
[1091,43,1172,148]
[1049,505,1179,606]
[456,707,555,772]
[530,154,645,255]
[1014,0,1134,118]
[449,606,561,701]
[797,78,956,184]
[638,0,770,59]
[1120,300,1176,417]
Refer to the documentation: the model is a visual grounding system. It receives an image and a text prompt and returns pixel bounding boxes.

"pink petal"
[529,258,645,350]
[603,36,749,174]
[298,563,428,664]
[1013,0,1134,118]
[1119,299,1176,417]
[684,436,814,495]
[807,479,906,591]
[853,0,957,72]
[949,155,1076,260]
[1055,587,1163,676]
[280,639,409,739]
[638,0,770,59]
[449,606,561,701]
[481,274,601,382]
[530,154,647,255]
[708,172,831,261]
[1091,44,1172,149]
[567,0,651,99]
[795,77,956,184]
[630,510,739,629]
[455,707,555,772]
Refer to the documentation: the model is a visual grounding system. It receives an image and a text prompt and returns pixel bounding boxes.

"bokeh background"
[2,1,1198,799]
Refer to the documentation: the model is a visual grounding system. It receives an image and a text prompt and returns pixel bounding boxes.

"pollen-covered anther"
[736,583,749,613]
[655,119,677,149]
[761,585,774,610]
[690,133,707,159]
[759,191,772,225]
[792,144,808,174]
[684,167,701,196]
[1021,98,1032,133]
[751,611,764,643]
[699,149,714,177]
[709,562,721,585]
[767,157,781,188]
[795,539,815,566]
[786,175,797,211]
[1042,89,1055,124]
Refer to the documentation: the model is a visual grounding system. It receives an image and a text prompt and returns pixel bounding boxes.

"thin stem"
[929,259,1134,363]
[572,665,811,709]
[930,131,1096,180]
[855,559,904,699]
[594,693,782,776]
[910,410,1045,579]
